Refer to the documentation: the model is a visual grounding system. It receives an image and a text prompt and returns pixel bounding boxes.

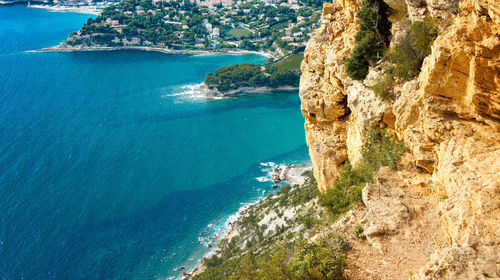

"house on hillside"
[212,27,220,39]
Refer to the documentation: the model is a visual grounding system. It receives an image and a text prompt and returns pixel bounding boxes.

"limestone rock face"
[299,0,360,192]
[392,5,500,276]
[300,0,500,277]
[346,80,392,165]
[416,136,500,279]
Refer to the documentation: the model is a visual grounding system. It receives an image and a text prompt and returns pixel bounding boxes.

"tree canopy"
[345,0,391,80]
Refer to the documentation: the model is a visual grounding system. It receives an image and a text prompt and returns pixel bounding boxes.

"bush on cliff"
[228,234,348,280]
[319,127,406,219]
[370,71,394,100]
[288,234,347,280]
[389,18,438,81]
[345,0,392,80]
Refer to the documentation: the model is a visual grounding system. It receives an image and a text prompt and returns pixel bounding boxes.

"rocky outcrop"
[300,0,499,277]
[299,0,359,192]
[361,170,411,242]
[394,3,500,276]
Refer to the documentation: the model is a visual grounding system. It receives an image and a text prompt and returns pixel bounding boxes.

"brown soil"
[343,169,448,280]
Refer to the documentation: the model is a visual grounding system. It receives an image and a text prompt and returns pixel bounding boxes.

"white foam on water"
[255,176,270,182]
[183,195,265,278]
[161,83,231,101]
[161,83,206,100]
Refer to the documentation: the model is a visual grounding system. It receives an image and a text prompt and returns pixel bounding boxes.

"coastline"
[202,85,299,98]
[0,1,105,15]
[35,45,273,58]
[186,163,313,279]
[28,4,104,15]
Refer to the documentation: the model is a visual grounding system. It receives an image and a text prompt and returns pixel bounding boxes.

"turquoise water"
[0,4,308,280]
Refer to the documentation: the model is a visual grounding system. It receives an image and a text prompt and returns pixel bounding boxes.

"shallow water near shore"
[0,4,309,280]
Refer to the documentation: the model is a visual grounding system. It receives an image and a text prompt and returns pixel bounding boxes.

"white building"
[205,22,213,32]
[106,18,121,26]
[212,27,220,39]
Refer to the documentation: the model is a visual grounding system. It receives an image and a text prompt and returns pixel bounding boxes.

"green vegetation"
[345,0,392,80]
[65,0,320,54]
[448,0,461,15]
[193,174,352,280]
[354,223,366,240]
[205,63,264,92]
[227,28,253,39]
[318,162,367,219]
[228,234,347,280]
[389,18,438,81]
[319,127,406,219]
[193,129,405,279]
[204,57,302,92]
[367,18,438,100]
[288,234,348,280]
[272,53,304,71]
[370,71,394,100]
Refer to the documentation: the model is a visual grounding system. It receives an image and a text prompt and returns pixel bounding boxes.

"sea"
[0,4,309,280]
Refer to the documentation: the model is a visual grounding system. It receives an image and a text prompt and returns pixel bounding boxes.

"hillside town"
[63,0,323,55]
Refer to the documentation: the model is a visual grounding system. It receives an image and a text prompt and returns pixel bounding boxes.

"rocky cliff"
[300,0,499,278]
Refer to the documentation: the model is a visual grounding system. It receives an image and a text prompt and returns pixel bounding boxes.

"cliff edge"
[300,0,499,278]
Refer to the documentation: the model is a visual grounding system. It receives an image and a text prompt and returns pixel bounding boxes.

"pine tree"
[345,0,391,80]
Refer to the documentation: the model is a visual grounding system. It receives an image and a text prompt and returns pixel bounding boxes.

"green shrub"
[304,215,315,229]
[318,162,370,219]
[203,255,223,268]
[362,127,406,170]
[345,41,371,80]
[319,127,406,218]
[370,72,394,100]
[389,18,438,81]
[354,224,367,240]
[448,0,461,15]
[66,37,83,46]
[288,233,347,280]
[345,0,391,80]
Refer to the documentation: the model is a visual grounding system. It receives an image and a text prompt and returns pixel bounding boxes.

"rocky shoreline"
[28,4,105,15]
[185,163,312,279]
[201,84,299,98]
[0,1,109,15]
[36,45,272,58]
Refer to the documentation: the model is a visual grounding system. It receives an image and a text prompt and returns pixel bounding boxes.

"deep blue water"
[0,4,308,280]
